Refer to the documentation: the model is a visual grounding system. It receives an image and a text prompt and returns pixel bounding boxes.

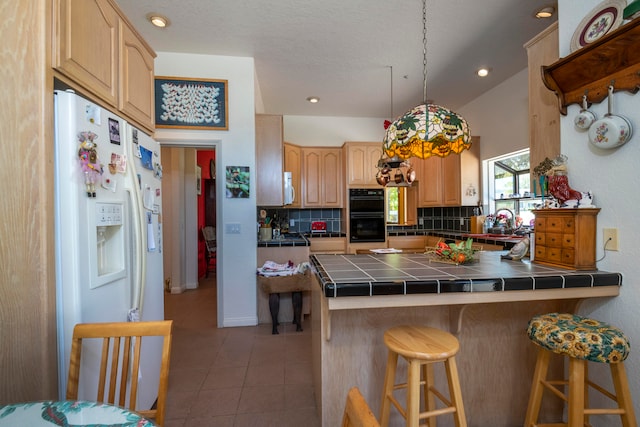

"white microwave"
[283,172,294,205]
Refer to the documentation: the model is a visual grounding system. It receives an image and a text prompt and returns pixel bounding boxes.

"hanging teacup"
[574,94,596,131]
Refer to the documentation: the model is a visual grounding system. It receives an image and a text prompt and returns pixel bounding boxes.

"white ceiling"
[116,0,558,119]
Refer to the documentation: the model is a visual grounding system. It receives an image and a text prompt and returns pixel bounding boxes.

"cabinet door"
[256,115,284,206]
[54,0,119,105]
[322,149,343,207]
[119,20,155,132]
[442,154,461,206]
[345,142,382,187]
[417,156,442,207]
[302,148,343,207]
[302,149,322,207]
[460,136,480,206]
[284,143,302,208]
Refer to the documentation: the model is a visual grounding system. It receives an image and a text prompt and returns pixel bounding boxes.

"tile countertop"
[257,232,346,248]
[310,251,621,309]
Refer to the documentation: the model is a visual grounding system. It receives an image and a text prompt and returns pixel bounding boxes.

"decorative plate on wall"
[570,0,625,52]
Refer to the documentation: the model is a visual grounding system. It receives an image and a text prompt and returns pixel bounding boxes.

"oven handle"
[350,212,385,219]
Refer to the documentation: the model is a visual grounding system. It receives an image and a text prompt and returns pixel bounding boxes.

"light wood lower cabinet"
[533,208,599,270]
[387,236,426,252]
[309,237,346,254]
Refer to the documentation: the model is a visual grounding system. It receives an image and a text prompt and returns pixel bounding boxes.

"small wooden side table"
[258,271,311,334]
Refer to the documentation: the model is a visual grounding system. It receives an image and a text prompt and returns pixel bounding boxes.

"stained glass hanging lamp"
[377,0,471,186]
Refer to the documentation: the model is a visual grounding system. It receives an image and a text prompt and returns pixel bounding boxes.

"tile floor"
[163,276,320,427]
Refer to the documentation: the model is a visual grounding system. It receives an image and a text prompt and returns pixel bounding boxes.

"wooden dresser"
[533,208,600,270]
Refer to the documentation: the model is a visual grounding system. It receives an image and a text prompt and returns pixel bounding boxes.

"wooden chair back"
[341,386,381,427]
[202,226,216,254]
[66,320,173,426]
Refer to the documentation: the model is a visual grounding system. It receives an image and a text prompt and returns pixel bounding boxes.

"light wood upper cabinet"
[54,0,119,105]
[416,156,442,206]
[119,22,155,130]
[53,0,156,133]
[525,22,559,183]
[343,142,383,187]
[284,143,302,208]
[302,147,343,208]
[415,136,480,207]
[256,115,284,206]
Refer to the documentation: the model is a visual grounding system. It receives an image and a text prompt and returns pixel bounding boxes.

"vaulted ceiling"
[117,0,558,118]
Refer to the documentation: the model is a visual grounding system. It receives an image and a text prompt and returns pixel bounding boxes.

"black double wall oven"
[349,188,386,243]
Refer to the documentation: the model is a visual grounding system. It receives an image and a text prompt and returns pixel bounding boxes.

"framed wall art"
[154,76,228,130]
[225,166,250,198]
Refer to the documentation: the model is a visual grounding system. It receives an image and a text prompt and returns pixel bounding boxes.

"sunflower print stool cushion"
[527,313,630,363]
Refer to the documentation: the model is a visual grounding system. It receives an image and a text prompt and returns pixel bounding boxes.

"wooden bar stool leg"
[380,350,398,427]
[423,363,436,427]
[610,362,638,427]
[568,358,585,427]
[524,347,551,427]
[584,362,590,427]
[407,359,421,427]
[445,356,467,427]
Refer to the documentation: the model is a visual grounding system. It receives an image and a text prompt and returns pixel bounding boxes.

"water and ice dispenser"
[90,201,126,288]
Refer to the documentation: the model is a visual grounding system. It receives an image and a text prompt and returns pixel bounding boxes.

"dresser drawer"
[544,233,563,248]
[545,246,563,262]
[562,234,575,248]
[545,216,563,233]
[561,248,575,264]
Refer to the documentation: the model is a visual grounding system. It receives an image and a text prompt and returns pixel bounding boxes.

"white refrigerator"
[53,90,165,407]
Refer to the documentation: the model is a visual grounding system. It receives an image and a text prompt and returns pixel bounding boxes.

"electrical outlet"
[603,228,619,251]
[460,218,464,226]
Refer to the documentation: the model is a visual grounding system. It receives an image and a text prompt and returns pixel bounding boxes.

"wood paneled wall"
[0,1,58,402]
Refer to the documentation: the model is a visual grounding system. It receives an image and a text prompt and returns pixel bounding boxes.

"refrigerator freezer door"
[54,90,134,398]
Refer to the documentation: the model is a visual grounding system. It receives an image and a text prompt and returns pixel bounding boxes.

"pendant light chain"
[422,0,428,105]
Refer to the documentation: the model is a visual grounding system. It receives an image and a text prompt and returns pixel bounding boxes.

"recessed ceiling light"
[476,68,489,77]
[147,13,169,28]
[306,96,320,103]
[535,6,555,19]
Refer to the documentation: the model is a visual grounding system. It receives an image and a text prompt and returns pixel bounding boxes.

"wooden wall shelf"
[542,18,640,115]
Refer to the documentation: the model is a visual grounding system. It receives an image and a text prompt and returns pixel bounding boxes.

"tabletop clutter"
[257,260,312,334]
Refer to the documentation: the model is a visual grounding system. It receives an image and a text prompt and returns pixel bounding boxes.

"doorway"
[161,144,219,328]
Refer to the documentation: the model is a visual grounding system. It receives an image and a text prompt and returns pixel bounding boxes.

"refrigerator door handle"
[125,135,147,316]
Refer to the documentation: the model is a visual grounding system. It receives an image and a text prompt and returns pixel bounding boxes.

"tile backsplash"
[257,206,478,235]
[257,208,342,233]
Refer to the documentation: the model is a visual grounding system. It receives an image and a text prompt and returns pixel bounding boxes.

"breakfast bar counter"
[309,251,621,426]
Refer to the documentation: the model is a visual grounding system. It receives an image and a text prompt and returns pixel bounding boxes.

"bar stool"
[380,325,467,427]
[524,313,637,427]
